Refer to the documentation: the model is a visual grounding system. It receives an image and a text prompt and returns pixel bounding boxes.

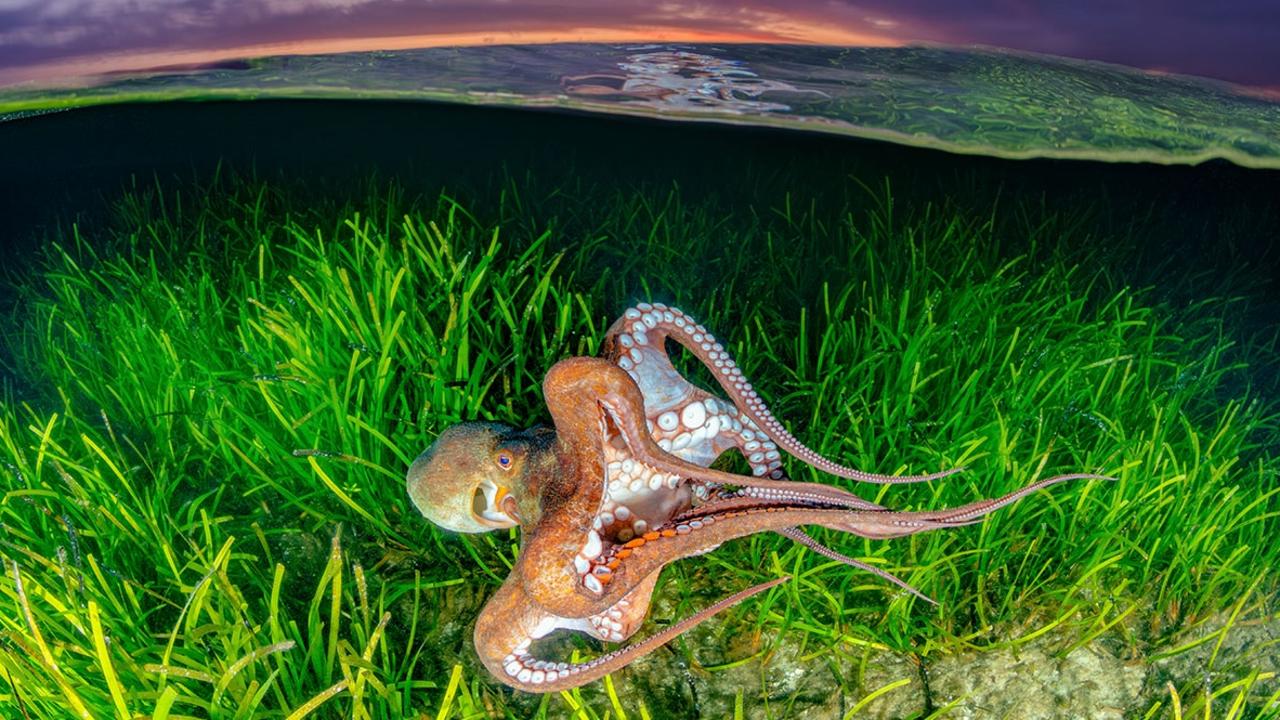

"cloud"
[0,0,882,71]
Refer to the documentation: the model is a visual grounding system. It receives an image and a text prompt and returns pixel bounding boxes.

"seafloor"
[0,99,1277,718]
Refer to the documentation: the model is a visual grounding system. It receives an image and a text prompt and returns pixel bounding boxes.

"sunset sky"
[1,1,1277,88]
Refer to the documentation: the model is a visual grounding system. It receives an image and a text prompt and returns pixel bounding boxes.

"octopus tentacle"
[480,577,788,693]
[576,470,1100,607]
[580,474,1104,600]
[726,483,885,510]
[589,382,1104,597]
[671,493,872,520]
[599,393,883,511]
[582,502,892,606]
[877,473,1113,526]
[775,527,937,605]
[820,473,1113,540]
[578,471,1090,604]
[604,303,962,484]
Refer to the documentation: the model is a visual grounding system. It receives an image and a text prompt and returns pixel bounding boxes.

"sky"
[1,0,1278,88]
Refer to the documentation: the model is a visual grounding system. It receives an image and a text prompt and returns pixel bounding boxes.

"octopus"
[406,302,1104,692]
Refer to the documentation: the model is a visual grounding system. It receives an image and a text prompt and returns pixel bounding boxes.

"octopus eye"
[496,453,513,469]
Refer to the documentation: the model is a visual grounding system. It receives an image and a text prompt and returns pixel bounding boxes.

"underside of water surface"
[0,85,1278,719]
[3,43,1280,167]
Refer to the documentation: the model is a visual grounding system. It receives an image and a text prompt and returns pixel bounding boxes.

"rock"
[928,635,1143,719]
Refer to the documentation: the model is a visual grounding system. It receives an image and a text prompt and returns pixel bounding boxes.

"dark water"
[2,98,1277,262]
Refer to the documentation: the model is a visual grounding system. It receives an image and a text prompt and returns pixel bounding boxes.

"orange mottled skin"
[407,304,1108,692]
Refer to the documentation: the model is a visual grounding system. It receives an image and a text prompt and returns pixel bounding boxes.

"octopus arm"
[474,572,788,693]
[775,526,937,604]
[591,385,1107,591]
[579,470,1109,608]
[599,390,887,511]
[604,303,964,484]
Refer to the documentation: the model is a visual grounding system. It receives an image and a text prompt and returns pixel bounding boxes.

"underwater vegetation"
[0,140,1277,718]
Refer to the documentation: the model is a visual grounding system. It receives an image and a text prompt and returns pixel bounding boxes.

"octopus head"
[407,422,534,533]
